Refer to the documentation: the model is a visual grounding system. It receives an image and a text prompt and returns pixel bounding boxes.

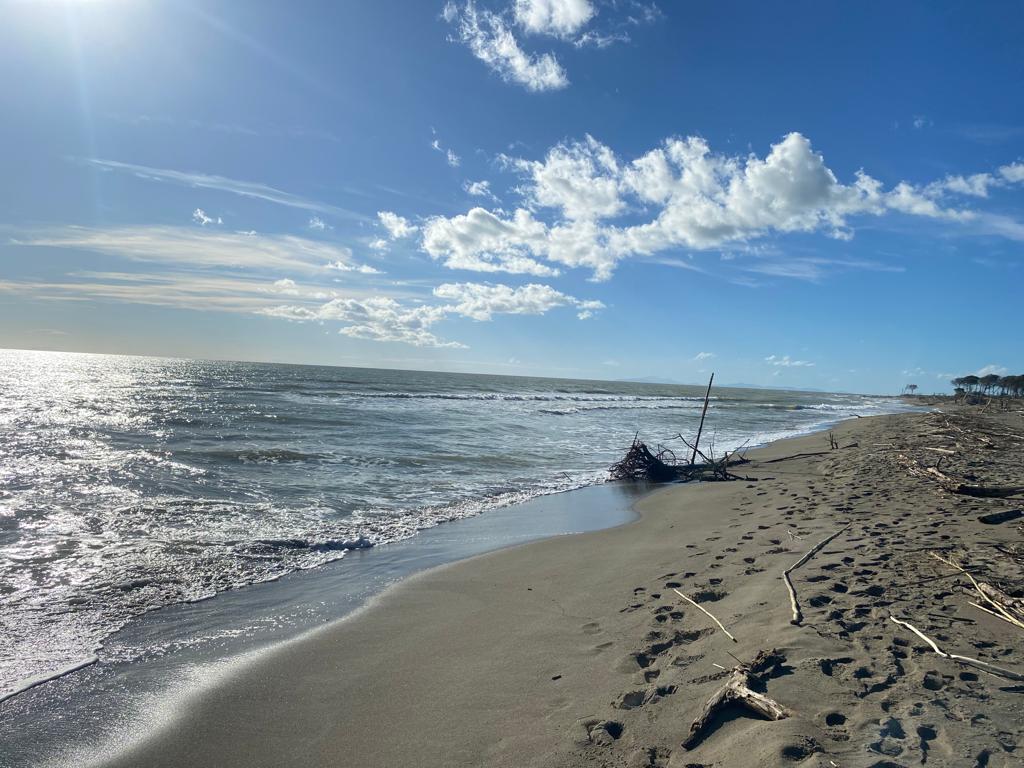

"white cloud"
[432,281,603,320]
[420,132,1014,282]
[693,351,715,360]
[765,354,815,368]
[431,137,462,167]
[421,207,558,276]
[272,278,297,291]
[16,226,378,276]
[192,208,221,226]
[507,134,623,220]
[514,0,594,37]
[464,179,499,201]
[0,271,349,314]
[308,216,327,230]
[85,159,366,220]
[264,280,600,348]
[447,1,569,92]
[377,211,418,239]
[976,364,1008,377]
[264,297,459,349]
[326,261,383,275]
[999,162,1024,183]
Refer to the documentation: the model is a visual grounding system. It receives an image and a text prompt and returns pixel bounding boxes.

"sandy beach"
[93,408,1024,768]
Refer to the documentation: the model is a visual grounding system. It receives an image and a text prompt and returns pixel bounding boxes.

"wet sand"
[94,408,1024,768]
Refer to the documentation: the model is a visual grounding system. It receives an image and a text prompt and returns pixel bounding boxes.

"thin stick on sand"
[672,588,737,643]
[783,524,851,625]
[929,552,1024,630]
[889,616,1024,681]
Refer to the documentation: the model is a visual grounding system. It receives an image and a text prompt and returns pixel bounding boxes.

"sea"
[0,348,914,754]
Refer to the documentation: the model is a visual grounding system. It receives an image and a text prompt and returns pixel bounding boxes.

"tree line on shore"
[950,373,1024,397]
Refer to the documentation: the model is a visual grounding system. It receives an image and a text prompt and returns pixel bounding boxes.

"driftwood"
[609,437,749,483]
[683,650,788,749]
[929,552,1024,631]
[611,373,753,483]
[673,588,737,642]
[690,373,715,464]
[889,616,1024,681]
[783,524,851,625]
[897,454,1024,498]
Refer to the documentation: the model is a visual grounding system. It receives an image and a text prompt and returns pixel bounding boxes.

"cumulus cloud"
[445,1,569,91]
[422,207,558,276]
[514,0,594,37]
[377,211,418,239]
[192,208,221,226]
[264,297,458,348]
[976,363,1008,377]
[765,354,815,368]
[1000,162,1024,183]
[264,280,601,348]
[464,179,499,201]
[308,216,327,230]
[433,281,603,320]
[420,131,1017,281]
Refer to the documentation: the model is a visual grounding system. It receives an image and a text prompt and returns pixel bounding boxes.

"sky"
[1,0,1022,394]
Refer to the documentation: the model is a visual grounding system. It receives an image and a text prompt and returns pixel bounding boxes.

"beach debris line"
[672,588,737,642]
[609,373,752,483]
[897,453,1024,498]
[783,524,852,625]
[682,649,789,750]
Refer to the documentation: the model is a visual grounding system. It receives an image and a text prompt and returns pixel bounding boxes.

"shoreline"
[0,400,893,713]
[86,407,1024,767]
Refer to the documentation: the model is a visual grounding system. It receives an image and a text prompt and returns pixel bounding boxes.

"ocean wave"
[324,391,713,404]
[181,448,328,464]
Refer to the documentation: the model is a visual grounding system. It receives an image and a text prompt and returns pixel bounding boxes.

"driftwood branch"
[691,373,715,464]
[929,552,1024,630]
[783,524,851,625]
[889,616,1024,681]
[897,454,1024,498]
[683,650,788,750]
[609,437,749,483]
[673,588,737,642]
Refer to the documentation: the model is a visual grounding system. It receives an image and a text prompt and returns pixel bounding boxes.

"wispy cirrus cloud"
[14,225,378,276]
[83,158,367,221]
[765,354,815,368]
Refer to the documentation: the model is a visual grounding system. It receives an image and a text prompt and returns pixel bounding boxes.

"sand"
[94,408,1024,768]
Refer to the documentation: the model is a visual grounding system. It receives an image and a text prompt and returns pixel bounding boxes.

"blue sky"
[1,0,1021,394]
